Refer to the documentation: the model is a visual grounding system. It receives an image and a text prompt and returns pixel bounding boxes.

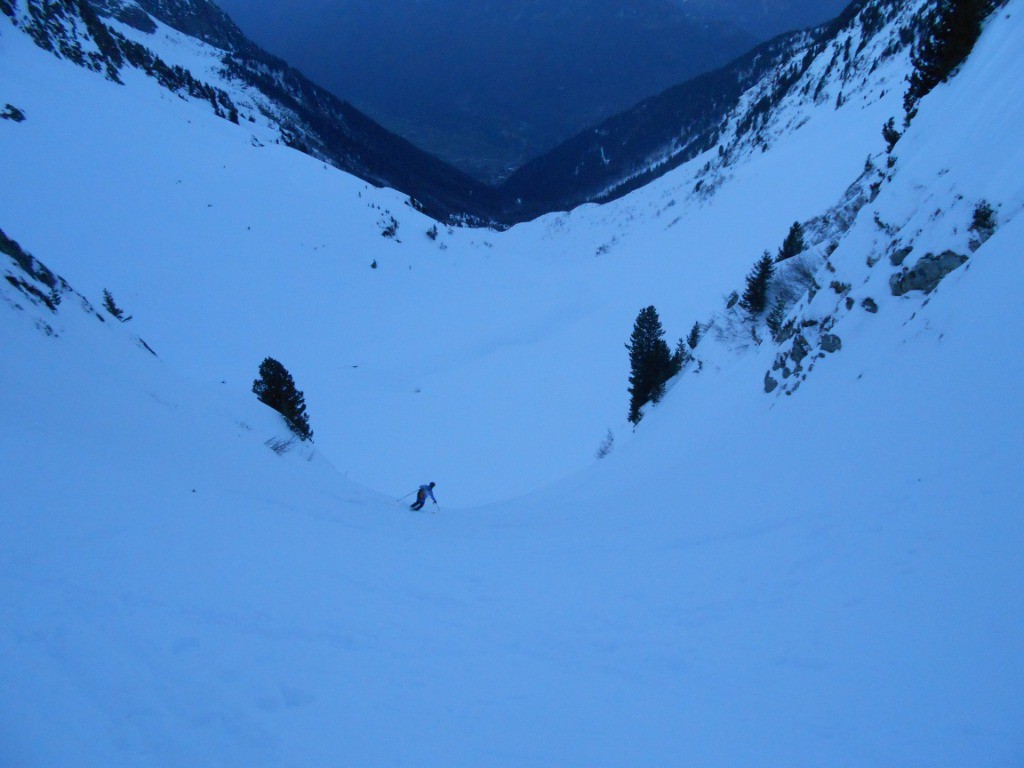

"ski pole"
[397,489,417,501]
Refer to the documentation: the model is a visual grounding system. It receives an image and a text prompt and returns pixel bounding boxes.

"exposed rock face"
[790,334,811,366]
[889,245,913,266]
[764,372,779,393]
[820,334,842,353]
[890,250,968,296]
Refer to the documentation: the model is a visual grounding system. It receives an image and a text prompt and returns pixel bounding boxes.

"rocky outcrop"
[765,314,844,396]
[890,250,968,296]
[820,334,842,353]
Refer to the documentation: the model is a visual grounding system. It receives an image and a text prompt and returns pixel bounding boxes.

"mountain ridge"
[212,0,764,183]
[1,0,926,227]
[2,0,1022,759]
[4,0,501,223]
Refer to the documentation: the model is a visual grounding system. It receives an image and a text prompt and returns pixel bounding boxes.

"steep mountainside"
[0,0,988,229]
[500,0,917,219]
[0,0,934,228]
[2,0,499,222]
[2,0,1022,763]
[214,0,759,183]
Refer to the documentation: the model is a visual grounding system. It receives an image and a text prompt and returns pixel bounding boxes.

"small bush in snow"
[1,103,26,122]
[830,280,852,295]
[882,117,901,152]
[380,216,399,239]
[968,199,997,250]
[777,254,821,303]
[767,299,787,341]
[595,430,615,459]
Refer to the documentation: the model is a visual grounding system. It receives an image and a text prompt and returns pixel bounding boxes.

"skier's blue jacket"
[418,484,436,503]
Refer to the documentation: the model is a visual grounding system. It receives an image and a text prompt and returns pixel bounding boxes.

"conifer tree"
[102,289,128,322]
[767,298,787,341]
[882,117,902,152]
[776,222,806,262]
[687,321,702,350]
[252,357,313,441]
[740,251,775,317]
[671,337,688,375]
[626,306,673,425]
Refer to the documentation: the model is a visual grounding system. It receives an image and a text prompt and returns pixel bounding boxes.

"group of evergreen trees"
[904,0,996,120]
[739,221,805,320]
[625,221,806,424]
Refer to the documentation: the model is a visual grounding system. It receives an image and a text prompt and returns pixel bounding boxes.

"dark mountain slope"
[6,0,500,223]
[496,0,899,221]
[214,0,760,183]
[116,0,504,223]
[5,0,929,228]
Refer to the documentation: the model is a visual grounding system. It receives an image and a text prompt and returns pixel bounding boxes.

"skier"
[410,482,437,511]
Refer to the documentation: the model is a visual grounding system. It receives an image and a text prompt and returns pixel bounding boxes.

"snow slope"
[2,0,1023,765]
[1,0,919,506]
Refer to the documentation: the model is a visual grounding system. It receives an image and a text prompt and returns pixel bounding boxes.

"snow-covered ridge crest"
[1,0,501,223]
[691,0,921,201]
[3,0,242,122]
[503,0,930,218]
[682,0,1022,400]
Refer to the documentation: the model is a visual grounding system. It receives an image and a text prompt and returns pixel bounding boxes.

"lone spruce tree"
[252,357,313,441]
[626,305,673,425]
[687,321,702,350]
[740,251,775,317]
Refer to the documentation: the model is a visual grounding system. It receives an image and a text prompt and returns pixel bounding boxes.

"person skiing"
[410,482,437,511]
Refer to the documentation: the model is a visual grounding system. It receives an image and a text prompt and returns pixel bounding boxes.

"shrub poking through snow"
[767,299,787,341]
[882,117,902,152]
[968,199,997,250]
